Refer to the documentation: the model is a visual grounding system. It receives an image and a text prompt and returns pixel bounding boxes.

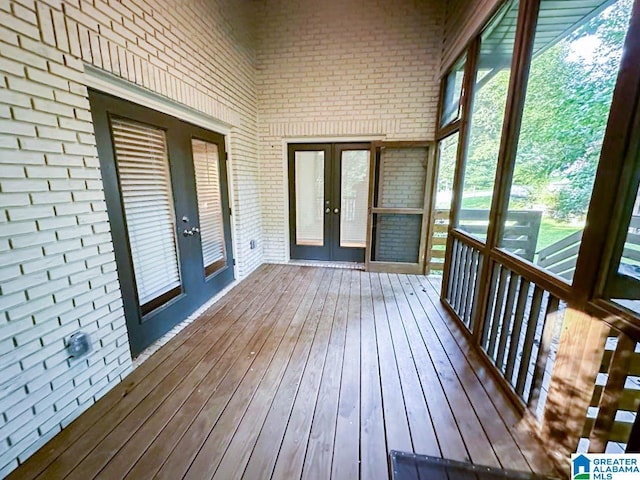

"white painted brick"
[2,271,47,294]
[9,229,55,248]
[26,165,68,178]
[47,259,86,279]
[53,277,89,303]
[53,89,88,108]
[0,56,26,76]
[0,0,264,473]
[45,153,84,166]
[36,214,76,231]
[1,178,49,193]
[0,151,46,167]
[32,97,76,118]
[26,66,68,89]
[0,193,30,207]
[7,204,54,220]
[55,226,92,242]
[36,125,78,142]
[18,137,63,153]
[62,142,95,156]
[6,75,54,99]
[7,294,54,320]
[0,135,19,148]
[21,253,64,275]
[0,9,40,39]
[30,191,72,204]
[0,164,26,178]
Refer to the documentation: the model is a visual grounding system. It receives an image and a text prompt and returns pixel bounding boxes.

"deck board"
[8,265,558,480]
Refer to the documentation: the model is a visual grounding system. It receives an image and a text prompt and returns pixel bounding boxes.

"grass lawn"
[459,194,582,253]
[537,218,581,252]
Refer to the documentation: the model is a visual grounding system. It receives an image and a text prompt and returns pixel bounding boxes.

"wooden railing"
[480,262,563,412]
[537,230,583,280]
[445,235,484,331]
[444,228,640,472]
[581,332,640,452]
[429,209,542,272]
[537,215,640,280]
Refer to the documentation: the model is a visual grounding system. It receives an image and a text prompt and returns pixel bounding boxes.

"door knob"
[182,227,200,236]
[325,208,331,214]
[334,208,339,214]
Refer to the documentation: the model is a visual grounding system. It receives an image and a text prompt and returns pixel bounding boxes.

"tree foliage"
[463,0,633,221]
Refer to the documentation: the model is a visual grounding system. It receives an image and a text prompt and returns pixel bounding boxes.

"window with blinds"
[111,118,182,312]
[192,139,227,276]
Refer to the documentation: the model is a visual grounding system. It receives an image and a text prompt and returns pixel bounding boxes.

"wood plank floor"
[8,264,559,480]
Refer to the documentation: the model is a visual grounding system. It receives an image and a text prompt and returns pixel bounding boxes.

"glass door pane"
[295,151,325,246]
[340,150,369,248]
[111,118,181,313]
[192,139,227,276]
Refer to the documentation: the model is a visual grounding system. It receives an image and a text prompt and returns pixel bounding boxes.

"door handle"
[182,227,200,237]
[333,208,340,214]
[325,208,331,214]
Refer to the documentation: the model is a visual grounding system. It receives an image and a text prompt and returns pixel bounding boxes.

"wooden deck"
[9,264,558,480]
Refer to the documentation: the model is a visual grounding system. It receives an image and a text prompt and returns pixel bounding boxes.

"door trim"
[90,90,235,356]
[84,64,234,134]
[281,136,385,262]
[287,141,372,262]
[365,140,437,275]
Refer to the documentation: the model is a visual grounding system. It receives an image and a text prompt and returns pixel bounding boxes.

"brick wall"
[0,0,259,476]
[256,0,444,262]
[379,147,428,209]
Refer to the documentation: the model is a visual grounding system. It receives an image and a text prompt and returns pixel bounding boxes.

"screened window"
[440,56,466,127]
[498,0,634,281]
[457,0,520,240]
[607,153,640,315]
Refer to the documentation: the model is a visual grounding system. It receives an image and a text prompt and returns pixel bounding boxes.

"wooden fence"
[538,215,640,280]
[429,209,542,272]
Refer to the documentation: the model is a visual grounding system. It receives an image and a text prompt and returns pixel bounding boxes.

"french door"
[288,143,370,262]
[90,91,234,356]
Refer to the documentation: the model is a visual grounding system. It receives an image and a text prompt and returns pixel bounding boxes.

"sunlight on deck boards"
[8,264,558,480]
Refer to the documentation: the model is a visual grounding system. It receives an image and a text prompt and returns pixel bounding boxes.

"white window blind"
[295,151,325,246]
[192,139,226,274]
[111,118,181,307]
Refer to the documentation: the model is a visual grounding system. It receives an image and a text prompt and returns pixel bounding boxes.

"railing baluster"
[480,263,501,351]
[447,238,460,305]
[459,245,473,325]
[463,250,478,328]
[469,253,483,333]
[528,296,560,411]
[588,334,636,453]
[496,273,519,371]
[455,243,469,314]
[516,286,544,397]
[505,278,530,384]
[487,267,510,360]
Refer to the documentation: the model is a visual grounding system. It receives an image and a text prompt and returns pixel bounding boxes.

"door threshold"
[285,260,365,270]
[131,278,239,368]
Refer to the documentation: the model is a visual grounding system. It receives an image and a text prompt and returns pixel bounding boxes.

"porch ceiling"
[479,0,617,70]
